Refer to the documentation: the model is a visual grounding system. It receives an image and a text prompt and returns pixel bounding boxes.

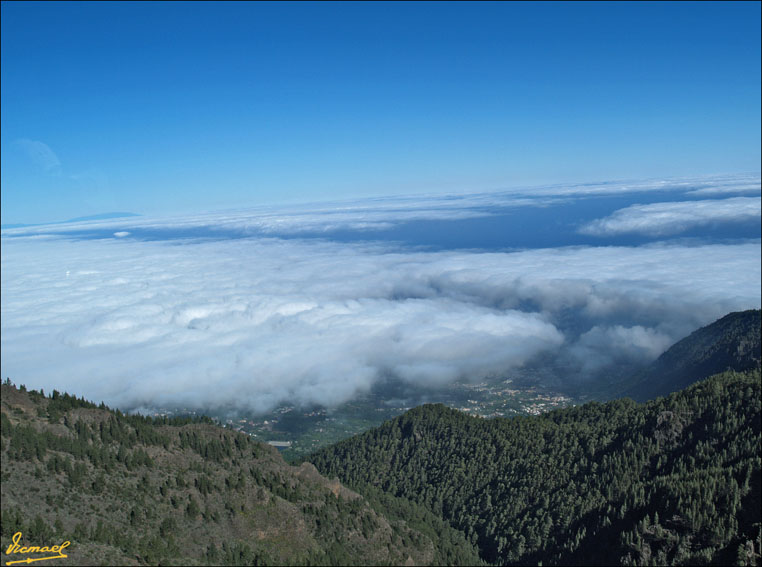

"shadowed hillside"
[309,369,762,566]
[616,309,761,402]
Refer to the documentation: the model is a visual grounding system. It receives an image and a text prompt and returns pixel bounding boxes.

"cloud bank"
[580,197,761,237]
[2,230,759,414]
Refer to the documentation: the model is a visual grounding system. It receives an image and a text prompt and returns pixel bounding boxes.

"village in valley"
[147,374,580,460]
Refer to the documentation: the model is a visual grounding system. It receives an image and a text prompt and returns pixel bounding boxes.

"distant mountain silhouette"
[616,309,761,402]
[62,212,140,223]
[1,212,140,230]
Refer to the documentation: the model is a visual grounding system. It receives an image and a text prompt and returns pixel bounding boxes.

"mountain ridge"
[613,309,761,401]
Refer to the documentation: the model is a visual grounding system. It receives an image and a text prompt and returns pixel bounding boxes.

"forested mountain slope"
[616,309,761,402]
[0,383,481,566]
[309,369,762,566]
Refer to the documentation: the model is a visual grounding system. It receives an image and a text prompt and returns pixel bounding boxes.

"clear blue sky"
[1,1,760,224]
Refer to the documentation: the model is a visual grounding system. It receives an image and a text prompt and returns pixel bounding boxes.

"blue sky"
[1,1,760,225]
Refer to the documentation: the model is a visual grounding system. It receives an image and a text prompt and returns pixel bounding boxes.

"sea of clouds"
[1,174,760,413]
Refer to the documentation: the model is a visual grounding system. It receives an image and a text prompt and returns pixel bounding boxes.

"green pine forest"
[309,369,761,566]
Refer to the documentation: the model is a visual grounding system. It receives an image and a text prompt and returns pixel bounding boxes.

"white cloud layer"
[580,197,761,237]
[2,231,759,414]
